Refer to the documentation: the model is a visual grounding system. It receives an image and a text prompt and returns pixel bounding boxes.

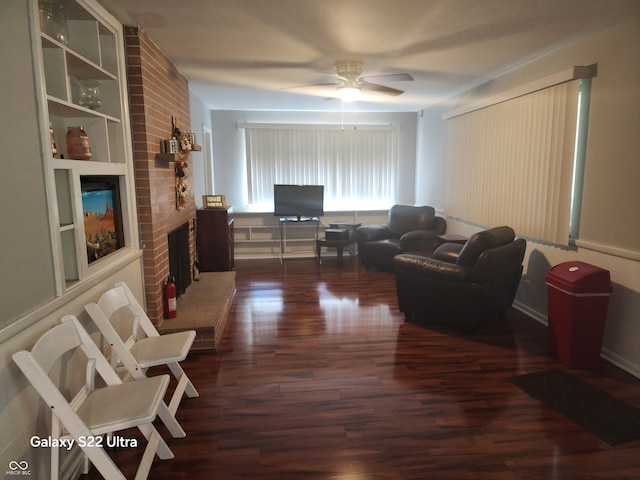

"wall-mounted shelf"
[155,153,179,162]
[155,144,201,162]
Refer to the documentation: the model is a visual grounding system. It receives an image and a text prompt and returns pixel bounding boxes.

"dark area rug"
[509,369,640,446]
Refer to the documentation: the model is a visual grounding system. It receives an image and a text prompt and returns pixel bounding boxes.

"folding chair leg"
[168,374,191,415]
[51,418,60,480]
[167,362,199,398]
[137,423,174,460]
[81,446,127,480]
[156,402,186,438]
[135,433,160,480]
[82,455,90,475]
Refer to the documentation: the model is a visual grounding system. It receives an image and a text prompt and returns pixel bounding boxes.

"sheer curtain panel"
[243,124,398,211]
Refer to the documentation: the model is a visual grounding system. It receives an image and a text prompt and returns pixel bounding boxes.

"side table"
[316,237,356,266]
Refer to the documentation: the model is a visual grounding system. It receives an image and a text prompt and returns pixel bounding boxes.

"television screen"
[273,184,324,219]
[81,176,123,264]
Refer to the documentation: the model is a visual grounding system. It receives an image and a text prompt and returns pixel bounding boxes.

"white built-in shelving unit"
[32,0,138,294]
[232,208,388,259]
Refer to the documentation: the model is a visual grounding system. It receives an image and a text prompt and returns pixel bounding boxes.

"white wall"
[415,105,449,211]
[0,0,57,325]
[189,91,213,209]
[417,18,640,376]
[210,110,419,209]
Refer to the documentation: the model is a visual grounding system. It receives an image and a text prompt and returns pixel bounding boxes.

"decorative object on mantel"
[172,116,191,210]
[66,126,92,160]
[175,159,190,210]
[162,137,180,154]
[155,120,202,163]
[154,117,202,210]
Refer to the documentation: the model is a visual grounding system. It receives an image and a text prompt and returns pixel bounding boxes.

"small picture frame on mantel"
[203,195,226,209]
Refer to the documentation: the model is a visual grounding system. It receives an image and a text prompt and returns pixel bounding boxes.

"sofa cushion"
[433,243,464,263]
[365,238,403,257]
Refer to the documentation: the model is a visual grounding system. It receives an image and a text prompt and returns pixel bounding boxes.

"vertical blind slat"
[445,80,580,245]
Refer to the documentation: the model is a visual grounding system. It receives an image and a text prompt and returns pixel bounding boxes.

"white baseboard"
[513,301,547,325]
[512,302,640,379]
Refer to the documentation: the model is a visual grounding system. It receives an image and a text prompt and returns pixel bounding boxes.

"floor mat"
[509,369,640,446]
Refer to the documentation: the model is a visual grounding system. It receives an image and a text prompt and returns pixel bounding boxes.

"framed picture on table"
[202,195,226,209]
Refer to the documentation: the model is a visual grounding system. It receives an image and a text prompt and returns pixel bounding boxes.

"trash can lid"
[546,261,612,295]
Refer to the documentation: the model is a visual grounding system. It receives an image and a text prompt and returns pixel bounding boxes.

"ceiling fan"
[290,60,414,100]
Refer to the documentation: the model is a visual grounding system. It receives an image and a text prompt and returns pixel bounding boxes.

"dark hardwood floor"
[86,257,640,479]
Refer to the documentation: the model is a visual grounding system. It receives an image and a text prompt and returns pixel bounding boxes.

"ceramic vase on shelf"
[39,1,69,46]
[66,126,92,160]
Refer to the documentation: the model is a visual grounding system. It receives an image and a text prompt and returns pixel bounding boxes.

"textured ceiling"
[100,0,640,112]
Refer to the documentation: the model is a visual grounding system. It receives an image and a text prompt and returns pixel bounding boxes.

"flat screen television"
[273,184,324,219]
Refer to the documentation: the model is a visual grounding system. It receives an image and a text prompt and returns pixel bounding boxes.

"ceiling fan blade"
[361,81,405,96]
[282,82,341,91]
[361,73,414,83]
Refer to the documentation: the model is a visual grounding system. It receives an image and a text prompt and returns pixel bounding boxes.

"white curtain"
[445,80,581,245]
[244,125,398,211]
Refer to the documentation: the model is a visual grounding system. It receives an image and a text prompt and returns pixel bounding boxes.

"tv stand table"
[278,217,320,263]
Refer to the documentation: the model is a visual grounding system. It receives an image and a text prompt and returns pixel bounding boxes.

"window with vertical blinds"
[444,78,584,245]
[242,125,398,211]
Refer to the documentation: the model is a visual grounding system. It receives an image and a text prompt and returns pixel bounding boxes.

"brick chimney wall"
[124,26,196,324]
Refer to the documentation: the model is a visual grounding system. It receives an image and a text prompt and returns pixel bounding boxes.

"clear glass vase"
[78,80,102,110]
[39,1,69,46]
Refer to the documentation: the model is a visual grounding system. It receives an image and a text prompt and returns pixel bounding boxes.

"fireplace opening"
[168,223,191,297]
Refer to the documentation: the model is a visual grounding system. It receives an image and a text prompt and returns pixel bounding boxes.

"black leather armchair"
[356,205,446,271]
[393,226,526,330]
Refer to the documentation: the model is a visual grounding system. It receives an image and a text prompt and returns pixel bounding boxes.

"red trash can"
[546,261,613,368]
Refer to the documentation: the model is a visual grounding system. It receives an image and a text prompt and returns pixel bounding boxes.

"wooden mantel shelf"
[155,144,202,162]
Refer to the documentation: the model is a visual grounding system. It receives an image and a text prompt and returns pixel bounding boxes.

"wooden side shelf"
[155,153,178,162]
[155,144,201,162]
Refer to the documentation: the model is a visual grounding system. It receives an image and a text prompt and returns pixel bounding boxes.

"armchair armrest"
[433,243,464,263]
[393,254,470,283]
[356,224,392,242]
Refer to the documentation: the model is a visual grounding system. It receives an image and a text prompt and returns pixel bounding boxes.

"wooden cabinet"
[197,209,234,271]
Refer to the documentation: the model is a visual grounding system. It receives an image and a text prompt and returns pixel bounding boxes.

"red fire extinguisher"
[164,276,177,319]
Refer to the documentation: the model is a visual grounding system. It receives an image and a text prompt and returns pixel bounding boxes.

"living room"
[192,10,640,374]
[1,1,639,478]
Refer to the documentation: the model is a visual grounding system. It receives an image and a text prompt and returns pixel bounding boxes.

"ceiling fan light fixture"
[337,85,360,102]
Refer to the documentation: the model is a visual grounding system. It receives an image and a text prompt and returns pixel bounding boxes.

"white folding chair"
[13,315,174,480]
[84,282,198,434]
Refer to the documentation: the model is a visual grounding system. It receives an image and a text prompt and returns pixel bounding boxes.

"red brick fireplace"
[124,26,196,324]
